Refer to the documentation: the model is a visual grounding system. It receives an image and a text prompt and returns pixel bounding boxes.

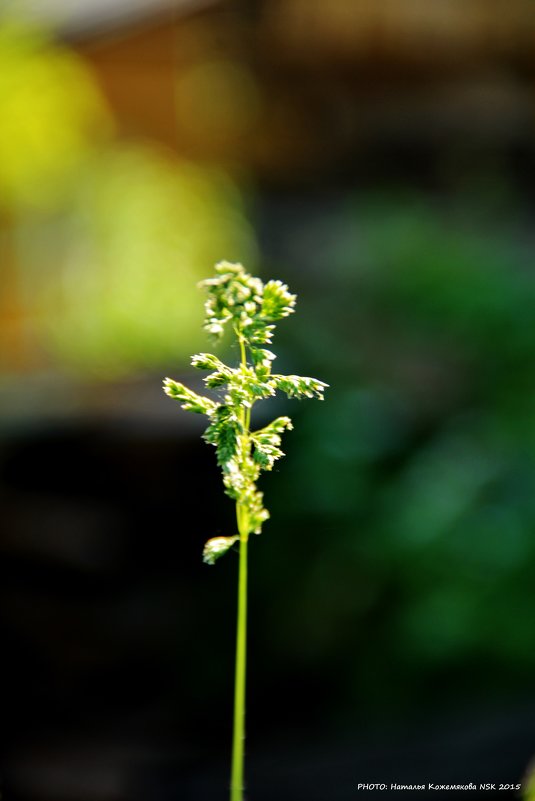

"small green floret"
[163,377,216,415]
[203,536,239,565]
[251,417,293,470]
[261,280,296,320]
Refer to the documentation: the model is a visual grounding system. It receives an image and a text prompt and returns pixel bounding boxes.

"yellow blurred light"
[0,20,112,211]
[37,146,258,377]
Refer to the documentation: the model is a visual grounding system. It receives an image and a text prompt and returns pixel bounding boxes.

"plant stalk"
[230,521,248,801]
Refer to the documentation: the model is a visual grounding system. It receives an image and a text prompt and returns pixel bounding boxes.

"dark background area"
[1,2,535,799]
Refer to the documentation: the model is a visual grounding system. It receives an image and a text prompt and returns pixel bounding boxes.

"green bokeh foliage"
[258,194,535,723]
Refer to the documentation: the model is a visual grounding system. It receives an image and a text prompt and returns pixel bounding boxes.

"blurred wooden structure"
[72,0,535,178]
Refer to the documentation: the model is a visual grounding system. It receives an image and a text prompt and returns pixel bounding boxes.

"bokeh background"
[1,2,535,799]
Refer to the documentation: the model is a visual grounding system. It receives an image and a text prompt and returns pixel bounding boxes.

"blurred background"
[1,1,535,799]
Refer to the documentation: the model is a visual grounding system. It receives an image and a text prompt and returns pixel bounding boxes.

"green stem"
[230,519,248,801]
